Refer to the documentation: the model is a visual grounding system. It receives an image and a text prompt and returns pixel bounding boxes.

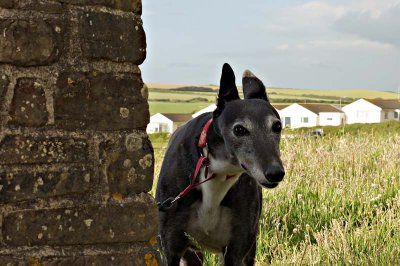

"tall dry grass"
[150,125,400,265]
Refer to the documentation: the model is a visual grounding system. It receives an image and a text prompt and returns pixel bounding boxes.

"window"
[395,112,399,119]
[384,112,388,119]
[301,117,309,123]
[284,117,291,127]
[327,118,333,121]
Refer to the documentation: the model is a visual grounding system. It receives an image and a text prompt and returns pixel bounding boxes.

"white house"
[273,104,290,119]
[192,104,217,118]
[146,113,192,134]
[279,103,344,129]
[304,104,345,126]
[342,99,400,124]
[279,104,318,128]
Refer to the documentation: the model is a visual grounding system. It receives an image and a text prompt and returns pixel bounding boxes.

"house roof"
[365,99,400,110]
[192,104,217,118]
[273,104,290,110]
[298,104,343,114]
[162,113,192,122]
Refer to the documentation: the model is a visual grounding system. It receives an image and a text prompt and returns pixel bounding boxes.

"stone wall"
[0,0,159,265]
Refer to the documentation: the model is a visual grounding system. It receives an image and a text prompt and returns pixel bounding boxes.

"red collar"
[198,118,213,148]
[197,118,235,180]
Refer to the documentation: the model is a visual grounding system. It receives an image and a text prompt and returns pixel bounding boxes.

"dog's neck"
[204,119,238,167]
[197,138,243,234]
[198,120,244,209]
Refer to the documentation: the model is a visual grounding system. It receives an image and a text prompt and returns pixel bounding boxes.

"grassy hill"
[147,83,399,115]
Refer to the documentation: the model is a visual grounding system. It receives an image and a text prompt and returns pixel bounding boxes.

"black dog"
[156,63,285,265]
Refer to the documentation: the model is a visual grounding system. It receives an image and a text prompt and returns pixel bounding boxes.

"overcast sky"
[141,0,400,91]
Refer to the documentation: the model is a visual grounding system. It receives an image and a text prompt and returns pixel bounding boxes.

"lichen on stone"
[119,107,130,118]
[139,154,153,169]
[84,219,93,227]
[123,159,132,168]
[125,133,142,151]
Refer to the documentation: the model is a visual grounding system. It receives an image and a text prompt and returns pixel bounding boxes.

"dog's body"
[156,64,285,265]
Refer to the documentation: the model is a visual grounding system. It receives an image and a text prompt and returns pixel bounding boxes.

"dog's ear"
[242,70,269,102]
[214,63,239,117]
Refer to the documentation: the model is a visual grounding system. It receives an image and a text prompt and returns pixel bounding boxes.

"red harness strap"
[177,156,215,198]
[158,119,214,211]
[158,118,235,211]
[178,118,214,198]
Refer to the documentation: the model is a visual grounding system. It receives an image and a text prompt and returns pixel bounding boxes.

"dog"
[155,63,285,266]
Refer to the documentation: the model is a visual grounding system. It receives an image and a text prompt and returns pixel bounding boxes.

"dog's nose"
[265,165,285,183]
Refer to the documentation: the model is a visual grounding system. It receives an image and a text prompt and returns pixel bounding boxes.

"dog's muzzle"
[263,165,285,188]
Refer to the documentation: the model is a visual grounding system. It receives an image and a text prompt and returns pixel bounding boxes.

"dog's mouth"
[263,182,279,189]
[241,163,281,189]
[240,163,280,189]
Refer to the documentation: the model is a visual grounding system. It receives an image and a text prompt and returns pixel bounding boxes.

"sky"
[141,0,400,91]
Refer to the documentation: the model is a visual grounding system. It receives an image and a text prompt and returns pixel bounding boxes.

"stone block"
[3,194,158,246]
[44,251,159,266]
[112,0,142,14]
[13,0,63,13]
[0,0,13,9]
[0,19,63,66]
[0,249,159,266]
[79,11,146,64]
[60,0,142,13]
[8,78,48,127]
[0,166,91,203]
[55,72,149,130]
[0,135,88,165]
[100,132,153,196]
[0,257,25,265]
[0,74,9,105]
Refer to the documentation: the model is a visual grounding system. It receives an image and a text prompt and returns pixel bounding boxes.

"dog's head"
[212,63,285,188]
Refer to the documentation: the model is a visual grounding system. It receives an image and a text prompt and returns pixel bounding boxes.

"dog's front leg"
[180,248,204,266]
[159,229,189,266]
[222,239,257,266]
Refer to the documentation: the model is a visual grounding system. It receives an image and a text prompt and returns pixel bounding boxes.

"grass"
[149,101,211,115]
[149,89,347,103]
[149,90,216,101]
[148,85,399,115]
[147,83,399,99]
[149,121,400,265]
[147,82,219,90]
[291,120,400,137]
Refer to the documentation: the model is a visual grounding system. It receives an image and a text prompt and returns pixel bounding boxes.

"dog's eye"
[272,121,282,133]
[233,125,249,136]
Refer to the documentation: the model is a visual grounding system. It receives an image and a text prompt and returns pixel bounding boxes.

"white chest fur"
[186,154,243,252]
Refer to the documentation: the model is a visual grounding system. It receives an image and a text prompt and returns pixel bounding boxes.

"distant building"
[279,103,344,129]
[147,98,400,134]
[147,113,192,134]
[273,104,290,119]
[342,99,400,124]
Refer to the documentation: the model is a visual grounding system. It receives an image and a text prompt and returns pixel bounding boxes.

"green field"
[149,91,216,101]
[147,84,399,115]
[150,122,400,265]
[147,83,399,99]
[149,101,212,115]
